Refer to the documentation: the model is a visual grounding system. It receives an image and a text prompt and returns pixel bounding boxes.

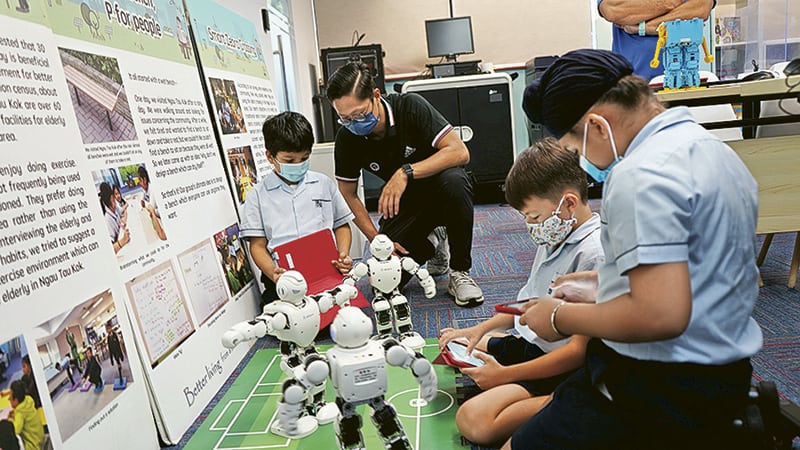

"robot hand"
[331,283,358,307]
[344,262,369,287]
[385,341,438,402]
[313,284,359,313]
[221,313,287,349]
[415,268,436,299]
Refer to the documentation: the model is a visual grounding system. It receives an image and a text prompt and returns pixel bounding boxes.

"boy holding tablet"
[438,138,604,447]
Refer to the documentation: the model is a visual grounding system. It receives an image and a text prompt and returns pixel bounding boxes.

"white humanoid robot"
[287,306,438,450]
[222,270,358,439]
[344,234,435,349]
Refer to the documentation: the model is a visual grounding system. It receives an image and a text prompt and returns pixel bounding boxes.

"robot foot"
[398,332,425,350]
[315,402,339,425]
[271,415,318,439]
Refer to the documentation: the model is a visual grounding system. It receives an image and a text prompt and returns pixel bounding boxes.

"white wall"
[289,0,321,122]
[315,0,594,73]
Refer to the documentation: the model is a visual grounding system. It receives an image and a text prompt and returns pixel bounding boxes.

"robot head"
[276,270,307,305]
[369,234,394,261]
[330,306,373,348]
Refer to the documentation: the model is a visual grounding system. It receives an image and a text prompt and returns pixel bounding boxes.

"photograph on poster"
[126,261,196,368]
[177,239,231,327]
[0,336,52,449]
[213,224,254,297]
[227,145,258,203]
[31,290,133,442]
[92,163,167,260]
[58,47,137,144]
[209,77,246,135]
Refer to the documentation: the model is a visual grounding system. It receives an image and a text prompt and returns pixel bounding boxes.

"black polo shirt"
[334,93,453,183]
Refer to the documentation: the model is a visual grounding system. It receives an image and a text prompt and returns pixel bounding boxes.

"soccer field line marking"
[389,389,454,419]
[215,442,290,450]
[414,386,422,450]
[213,354,286,450]
[210,400,246,431]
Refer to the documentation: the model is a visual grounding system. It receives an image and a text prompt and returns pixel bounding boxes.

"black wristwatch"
[401,163,414,181]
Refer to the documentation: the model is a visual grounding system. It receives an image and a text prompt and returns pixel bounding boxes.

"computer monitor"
[320,44,385,93]
[425,16,474,61]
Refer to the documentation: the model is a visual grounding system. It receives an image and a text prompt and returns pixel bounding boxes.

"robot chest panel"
[272,301,319,347]
[328,345,387,402]
[368,260,402,293]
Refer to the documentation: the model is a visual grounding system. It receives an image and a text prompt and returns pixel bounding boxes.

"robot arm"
[701,35,713,63]
[401,257,436,299]
[221,312,288,349]
[312,284,359,313]
[384,340,438,402]
[650,22,667,69]
[343,262,369,287]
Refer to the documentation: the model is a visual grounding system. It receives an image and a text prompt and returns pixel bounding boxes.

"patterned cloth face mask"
[525,196,577,246]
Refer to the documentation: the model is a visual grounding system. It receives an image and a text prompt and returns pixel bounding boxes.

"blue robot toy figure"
[650,18,713,90]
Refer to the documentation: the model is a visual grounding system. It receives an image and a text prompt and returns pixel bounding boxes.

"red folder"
[272,229,368,328]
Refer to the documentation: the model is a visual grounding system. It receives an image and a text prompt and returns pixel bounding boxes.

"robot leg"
[272,379,318,439]
[372,294,394,340]
[335,398,366,450]
[300,353,338,425]
[279,341,300,377]
[370,397,412,450]
[390,293,424,349]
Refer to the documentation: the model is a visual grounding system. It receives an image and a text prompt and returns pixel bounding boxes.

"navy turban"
[523,49,633,139]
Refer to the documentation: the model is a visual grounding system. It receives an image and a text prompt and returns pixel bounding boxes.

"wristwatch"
[401,163,414,181]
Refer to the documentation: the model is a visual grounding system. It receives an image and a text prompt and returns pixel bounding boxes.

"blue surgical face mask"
[344,112,378,136]
[580,115,620,183]
[277,160,309,183]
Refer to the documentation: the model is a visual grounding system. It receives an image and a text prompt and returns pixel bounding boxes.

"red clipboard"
[272,229,368,328]
[494,298,536,316]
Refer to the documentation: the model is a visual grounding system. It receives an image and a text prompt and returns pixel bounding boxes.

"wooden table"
[657,76,800,287]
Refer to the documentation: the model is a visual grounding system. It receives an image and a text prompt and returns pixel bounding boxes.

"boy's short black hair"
[9,380,26,403]
[262,111,314,157]
[325,62,375,102]
[504,138,588,210]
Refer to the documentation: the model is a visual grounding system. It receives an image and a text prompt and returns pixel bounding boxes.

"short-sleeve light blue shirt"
[239,170,354,258]
[597,107,762,364]
[515,213,604,353]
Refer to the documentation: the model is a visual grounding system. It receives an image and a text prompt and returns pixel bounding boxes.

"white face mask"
[526,196,577,246]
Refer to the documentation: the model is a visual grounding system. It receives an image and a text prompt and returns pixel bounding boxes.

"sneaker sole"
[447,285,484,307]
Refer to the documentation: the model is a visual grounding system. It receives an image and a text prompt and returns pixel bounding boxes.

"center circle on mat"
[388,389,454,418]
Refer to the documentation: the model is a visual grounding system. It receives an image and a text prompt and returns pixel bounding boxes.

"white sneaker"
[447,271,484,307]
[426,226,450,276]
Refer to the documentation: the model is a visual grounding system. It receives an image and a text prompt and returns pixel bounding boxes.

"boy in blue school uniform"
[439,138,604,447]
[240,112,355,306]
